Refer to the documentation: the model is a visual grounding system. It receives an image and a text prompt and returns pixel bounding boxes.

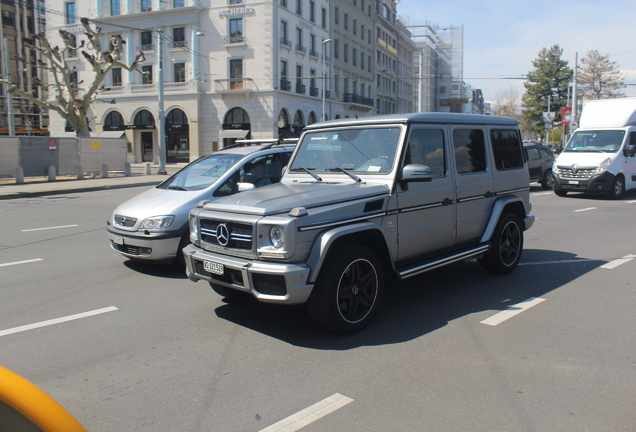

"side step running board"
[397,244,490,280]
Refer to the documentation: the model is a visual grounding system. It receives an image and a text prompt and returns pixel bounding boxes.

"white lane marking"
[480,297,545,326]
[0,307,119,337]
[0,258,43,267]
[22,224,79,232]
[259,393,354,432]
[601,254,636,270]
[519,258,598,266]
[625,200,636,204]
[573,207,597,212]
[533,192,554,196]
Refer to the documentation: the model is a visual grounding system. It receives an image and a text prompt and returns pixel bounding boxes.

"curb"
[0,181,161,200]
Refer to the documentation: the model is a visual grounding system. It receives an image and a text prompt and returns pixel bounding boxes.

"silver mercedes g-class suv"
[183,113,535,333]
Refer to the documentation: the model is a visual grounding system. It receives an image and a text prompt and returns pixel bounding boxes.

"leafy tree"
[0,18,145,137]
[578,50,625,100]
[521,45,573,137]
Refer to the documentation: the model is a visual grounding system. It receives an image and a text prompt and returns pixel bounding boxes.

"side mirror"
[625,145,636,157]
[400,164,432,190]
[237,182,256,192]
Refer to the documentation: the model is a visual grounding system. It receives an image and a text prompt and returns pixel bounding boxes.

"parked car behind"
[524,143,555,189]
[107,139,295,265]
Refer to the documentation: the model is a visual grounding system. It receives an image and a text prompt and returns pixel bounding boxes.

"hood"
[555,152,614,167]
[113,186,204,218]
[202,182,390,216]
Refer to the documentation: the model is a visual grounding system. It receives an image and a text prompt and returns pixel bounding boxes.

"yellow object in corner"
[0,365,87,432]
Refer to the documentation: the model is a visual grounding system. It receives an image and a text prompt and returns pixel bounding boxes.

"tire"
[307,244,384,334]
[480,213,524,275]
[209,282,253,303]
[174,234,190,268]
[554,189,568,197]
[608,175,624,200]
[540,170,554,190]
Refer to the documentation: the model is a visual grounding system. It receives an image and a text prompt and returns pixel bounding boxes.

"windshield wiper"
[326,167,362,183]
[290,167,322,181]
[168,185,189,191]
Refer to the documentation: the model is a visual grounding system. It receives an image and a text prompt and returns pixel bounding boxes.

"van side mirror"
[400,164,432,190]
[625,145,636,157]
[237,182,256,192]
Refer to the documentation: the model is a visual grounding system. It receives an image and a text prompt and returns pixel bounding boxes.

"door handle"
[442,198,453,206]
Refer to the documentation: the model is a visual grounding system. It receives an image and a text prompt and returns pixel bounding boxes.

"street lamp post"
[321,38,331,122]
[157,28,166,175]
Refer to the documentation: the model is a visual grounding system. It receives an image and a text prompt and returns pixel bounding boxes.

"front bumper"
[183,244,313,304]
[553,171,615,193]
[107,222,183,262]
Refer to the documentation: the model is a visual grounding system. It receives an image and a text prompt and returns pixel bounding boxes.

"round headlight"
[270,226,285,249]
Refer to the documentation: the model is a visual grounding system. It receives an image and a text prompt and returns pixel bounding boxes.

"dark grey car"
[524,144,555,189]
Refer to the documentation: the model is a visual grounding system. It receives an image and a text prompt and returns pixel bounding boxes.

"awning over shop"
[278,128,299,138]
[219,129,250,139]
[99,131,126,138]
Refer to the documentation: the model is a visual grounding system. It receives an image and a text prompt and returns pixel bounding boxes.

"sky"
[396,0,636,104]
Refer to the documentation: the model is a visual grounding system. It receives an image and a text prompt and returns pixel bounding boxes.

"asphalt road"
[1,186,635,431]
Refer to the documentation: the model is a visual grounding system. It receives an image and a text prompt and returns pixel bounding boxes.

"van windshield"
[564,130,625,153]
[290,127,401,174]
[158,153,243,191]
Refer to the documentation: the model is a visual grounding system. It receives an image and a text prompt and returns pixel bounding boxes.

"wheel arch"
[306,222,392,283]
[480,196,527,243]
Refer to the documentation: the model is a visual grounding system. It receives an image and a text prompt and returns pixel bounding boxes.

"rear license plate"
[568,180,579,185]
[113,235,124,245]
[203,260,224,275]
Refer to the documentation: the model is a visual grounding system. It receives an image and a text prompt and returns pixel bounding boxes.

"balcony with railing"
[310,86,319,97]
[309,49,319,58]
[97,0,202,18]
[295,44,306,54]
[280,79,291,91]
[224,36,246,45]
[215,78,255,94]
[280,38,292,49]
[295,83,306,94]
[139,44,155,52]
[169,41,187,49]
[343,93,374,107]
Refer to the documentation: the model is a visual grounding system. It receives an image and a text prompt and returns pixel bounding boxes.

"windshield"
[565,130,625,153]
[290,127,402,174]
[158,153,243,191]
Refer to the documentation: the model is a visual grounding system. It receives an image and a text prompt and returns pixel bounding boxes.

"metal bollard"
[15,166,24,184]
[102,164,109,178]
[145,162,151,175]
[47,165,56,181]
[125,163,132,177]
[77,165,84,180]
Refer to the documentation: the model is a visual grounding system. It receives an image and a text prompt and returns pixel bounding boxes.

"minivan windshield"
[564,130,625,153]
[290,127,401,174]
[158,153,243,191]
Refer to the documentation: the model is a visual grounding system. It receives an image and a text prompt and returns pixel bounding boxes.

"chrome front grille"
[200,219,253,250]
[114,215,138,227]
[557,166,594,179]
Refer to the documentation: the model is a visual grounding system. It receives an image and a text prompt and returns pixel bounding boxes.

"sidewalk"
[0,163,187,200]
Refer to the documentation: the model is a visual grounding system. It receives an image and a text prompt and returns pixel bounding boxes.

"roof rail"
[222,138,298,150]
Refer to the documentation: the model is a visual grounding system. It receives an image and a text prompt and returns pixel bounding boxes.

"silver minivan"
[107,140,295,265]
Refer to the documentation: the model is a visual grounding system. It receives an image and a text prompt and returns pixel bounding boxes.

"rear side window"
[453,129,486,174]
[491,129,523,170]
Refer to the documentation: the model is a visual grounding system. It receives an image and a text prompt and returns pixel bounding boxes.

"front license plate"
[113,235,124,245]
[203,260,224,275]
[568,180,579,185]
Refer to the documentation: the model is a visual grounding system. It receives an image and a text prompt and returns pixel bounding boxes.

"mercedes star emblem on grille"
[216,223,230,246]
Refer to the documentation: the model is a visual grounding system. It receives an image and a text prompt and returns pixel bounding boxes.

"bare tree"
[492,86,522,119]
[578,50,625,100]
[0,18,145,137]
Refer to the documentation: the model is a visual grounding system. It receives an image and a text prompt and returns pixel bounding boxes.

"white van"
[552,97,636,199]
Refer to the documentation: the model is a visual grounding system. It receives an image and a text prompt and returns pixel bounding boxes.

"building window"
[344,13,348,30]
[110,0,120,15]
[353,19,356,35]
[352,47,356,66]
[141,0,152,12]
[343,43,348,63]
[65,2,75,24]
[280,0,286,7]
[229,0,243,3]
[360,51,364,69]
[309,0,315,22]
[333,38,339,59]
[334,6,338,24]
[310,34,316,56]
[295,0,301,15]
[112,68,122,86]
[172,27,185,48]
[229,58,243,89]
[321,7,327,29]
[141,31,153,50]
[295,27,304,52]
[174,0,185,7]
[361,24,364,40]
[142,65,153,84]
[174,63,185,82]
[229,18,243,43]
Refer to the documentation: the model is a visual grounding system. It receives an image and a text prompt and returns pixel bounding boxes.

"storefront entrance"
[141,131,153,162]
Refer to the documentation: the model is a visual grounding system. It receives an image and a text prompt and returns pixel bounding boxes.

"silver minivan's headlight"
[270,226,285,249]
[139,215,175,230]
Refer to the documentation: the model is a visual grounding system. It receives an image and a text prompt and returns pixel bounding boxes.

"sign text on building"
[219,7,255,17]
